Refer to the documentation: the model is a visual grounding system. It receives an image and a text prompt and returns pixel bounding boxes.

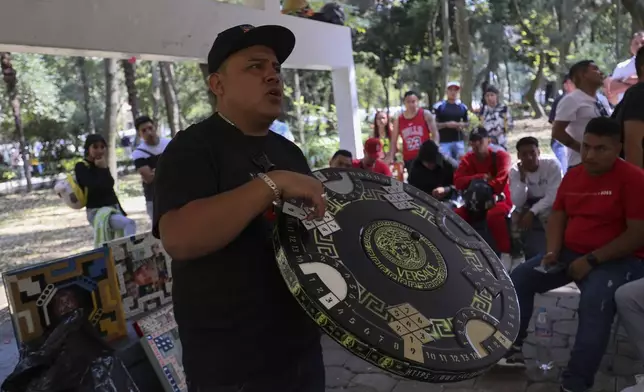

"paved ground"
[321,287,642,392]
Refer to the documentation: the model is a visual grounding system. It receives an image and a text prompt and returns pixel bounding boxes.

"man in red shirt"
[388,91,438,170]
[498,117,644,392]
[454,127,512,254]
[352,138,392,176]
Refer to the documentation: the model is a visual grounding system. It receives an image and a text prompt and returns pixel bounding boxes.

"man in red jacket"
[454,127,512,254]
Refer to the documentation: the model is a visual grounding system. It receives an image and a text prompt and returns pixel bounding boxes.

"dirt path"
[0,175,151,308]
[0,119,554,309]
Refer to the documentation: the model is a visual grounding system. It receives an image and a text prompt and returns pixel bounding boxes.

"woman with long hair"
[372,110,392,155]
[75,134,136,238]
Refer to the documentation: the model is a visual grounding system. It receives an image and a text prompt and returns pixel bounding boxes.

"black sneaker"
[497,345,526,368]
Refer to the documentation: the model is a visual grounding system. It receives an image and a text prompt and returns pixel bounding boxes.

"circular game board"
[273,168,520,383]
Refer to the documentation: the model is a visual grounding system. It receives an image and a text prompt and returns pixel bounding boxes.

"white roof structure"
[0,0,362,157]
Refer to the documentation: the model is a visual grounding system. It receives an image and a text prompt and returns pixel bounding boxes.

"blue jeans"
[511,248,644,392]
[551,140,568,174]
[439,141,465,167]
[188,342,325,392]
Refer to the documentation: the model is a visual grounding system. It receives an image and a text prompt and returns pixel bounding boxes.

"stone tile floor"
[0,285,641,391]
[323,285,642,392]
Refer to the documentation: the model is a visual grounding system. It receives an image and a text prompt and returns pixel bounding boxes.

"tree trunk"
[121,60,140,121]
[621,0,644,31]
[104,59,119,183]
[504,57,512,102]
[199,63,218,112]
[293,70,307,153]
[160,62,181,137]
[77,57,96,134]
[381,77,390,118]
[1,53,32,192]
[151,62,162,121]
[454,0,474,108]
[526,52,547,118]
[441,0,450,94]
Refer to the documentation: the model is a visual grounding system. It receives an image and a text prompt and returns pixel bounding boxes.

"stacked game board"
[135,305,186,392]
[104,233,173,319]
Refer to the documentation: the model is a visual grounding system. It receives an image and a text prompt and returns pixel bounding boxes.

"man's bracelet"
[257,173,282,207]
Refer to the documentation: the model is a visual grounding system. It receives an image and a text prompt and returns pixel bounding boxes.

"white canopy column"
[332,65,363,159]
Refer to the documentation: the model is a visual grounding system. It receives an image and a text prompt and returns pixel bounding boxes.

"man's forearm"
[624,143,644,168]
[592,229,644,263]
[608,79,632,95]
[552,128,581,152]
[159,178,274,260]
[546,210,567,256]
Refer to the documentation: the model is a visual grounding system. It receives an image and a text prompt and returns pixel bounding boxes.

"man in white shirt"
[604,31,644,105]
[131,116,171,219]
[552,60,612,169]
[510,137,562,260]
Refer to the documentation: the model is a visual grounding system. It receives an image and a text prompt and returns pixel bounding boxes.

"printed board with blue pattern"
[136,305,186,392]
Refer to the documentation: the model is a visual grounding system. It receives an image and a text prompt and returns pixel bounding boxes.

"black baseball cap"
[207,24,296,74]
[469,127,489,141]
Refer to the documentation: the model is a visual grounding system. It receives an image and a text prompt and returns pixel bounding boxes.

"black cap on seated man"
[152,24,327,390]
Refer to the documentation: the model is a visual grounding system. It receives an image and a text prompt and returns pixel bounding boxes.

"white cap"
[447,81,461,89]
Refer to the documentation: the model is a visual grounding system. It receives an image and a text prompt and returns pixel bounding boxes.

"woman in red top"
[388,91,438,170]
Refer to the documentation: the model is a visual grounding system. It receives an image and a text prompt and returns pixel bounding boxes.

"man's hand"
[383,154,393,165]
[541,252,558,267]
[270,171,326,219]
[95,157,107,168]
[432,187,447,200]
[519,210,534,231]
[482,173,490,181]
[447,121,459,128]
[625,74,639,84]
[568,256,592,281]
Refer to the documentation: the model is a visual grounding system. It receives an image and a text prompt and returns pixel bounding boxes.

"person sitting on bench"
[408,140,457,205]
[498,117,644,392]
[509,136,562,259]
[454,127,512,254]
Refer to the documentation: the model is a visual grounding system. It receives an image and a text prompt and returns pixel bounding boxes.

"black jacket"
[407,141,457,198]
[74,160,125,214]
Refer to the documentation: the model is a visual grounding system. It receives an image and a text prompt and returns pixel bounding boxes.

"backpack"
[54,160,89,210]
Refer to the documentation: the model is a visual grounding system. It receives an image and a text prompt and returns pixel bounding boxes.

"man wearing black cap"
[152,24,327,391]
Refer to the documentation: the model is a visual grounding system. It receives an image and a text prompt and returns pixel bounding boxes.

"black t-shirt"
[613,82,644,163]
[152,114,320,386]
[408,159,456,196]
[74,160,122,211]
[434,101,469,143]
